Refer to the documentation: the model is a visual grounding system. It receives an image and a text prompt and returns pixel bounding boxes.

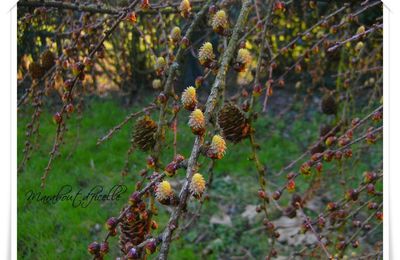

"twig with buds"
[328,23,383,52]
[158,1,253,258]
[97,104,157,145]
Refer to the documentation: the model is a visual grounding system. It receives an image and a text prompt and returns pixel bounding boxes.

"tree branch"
[157,1,253,259]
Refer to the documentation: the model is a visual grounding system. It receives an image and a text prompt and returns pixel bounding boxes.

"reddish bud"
[147,156,155,168]
[208,5,217,15]
[252,84,263,97]
[181,37,190,49]
[368,202,378,210]
[105,217,118,230]
[272,190,281,200]
[100,242,109,256]
[151,220,158,230]
[336,241,346,250]
[88,241,100,255]
[66,103,74,114]
[287,172,295,179]
[311,153,322,161]
[300,161,311,175]
[258,189,266,199]
[128,12,137,23]
[287,179,296,192]
[326,202,338,211]
[352,240,359,248]
[325,136,336,147]
[64,79,74,91]
[140,0,151,9]
[335,151,342,160]
[372,111,383,122]
[366,183,375,195]
[53,112,62,124]
[315,162,323,173]
[195,76,203,88]
[278,79,285,87]
[345,189,359,201]
[318,215,326,228]
[351,118,360,126]
[157,92,168,104]
[129,191,141,205]
[295,64,302,73]
[165,162,177,176]
[375,211,383,221]
[323,150,334,162]
[344,148,353,158]
[363,171,377,183]
[145,239,157,254]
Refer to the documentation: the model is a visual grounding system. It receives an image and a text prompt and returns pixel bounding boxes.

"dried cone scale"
[40,50,55,71]
[118,205,151,255]
[132,116,157,151]
[29,62,44,79]
[321,94,337,115]
[218,103,250,143]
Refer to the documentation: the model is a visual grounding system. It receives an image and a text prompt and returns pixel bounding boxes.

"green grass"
[17,99,382,259]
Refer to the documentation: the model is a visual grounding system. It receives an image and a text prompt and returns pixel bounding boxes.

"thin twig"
[328,23,383,52]
[97,105,157,145]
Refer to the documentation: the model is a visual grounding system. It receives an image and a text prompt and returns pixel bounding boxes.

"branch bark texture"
[157,1,252,259]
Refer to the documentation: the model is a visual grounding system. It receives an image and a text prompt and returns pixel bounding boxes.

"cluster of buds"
[155,56,167,76]
[29,49,56,80]
[363,171,378,184]
[286,179,296,192]
[181,86,198,111]
[300,161,311,175]
[127,11,137,24]
[234,48,252,72]
[372,110,383,122]
[88,241,109,259]
[211,10,228,35]
[71,61,85,80]
[179,0,191,18]
[206,135,227,159]
[273,1,286,13]
[355,41,364,52]
[366,127,377,144]
[198,42,215,68]
[252,83,263,97]
[105,216,118,235]
[140,0,151,10]
[155,180,177,205]
[164,154,185,176]
[152,79,162,90]
[190,173,206,199]
[41,49,55,71]
[345,189,359,201]
[170,26,181,43]
[357,25,366,35]
[188,109,205,135]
